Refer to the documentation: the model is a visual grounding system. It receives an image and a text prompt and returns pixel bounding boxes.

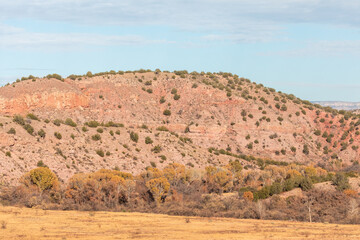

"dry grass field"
[0,206,359,240]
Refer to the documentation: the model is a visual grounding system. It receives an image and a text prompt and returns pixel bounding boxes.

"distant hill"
[1,70,359,184]
[313,101,360,110]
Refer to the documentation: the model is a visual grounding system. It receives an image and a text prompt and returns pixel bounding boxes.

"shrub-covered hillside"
[0,69,359,184]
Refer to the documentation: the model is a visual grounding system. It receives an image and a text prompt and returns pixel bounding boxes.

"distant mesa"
[313,101,360,111]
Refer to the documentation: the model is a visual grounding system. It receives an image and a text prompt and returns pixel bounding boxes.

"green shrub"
[46,73,63,81]
[13,115,25,125]
[54,132,62,139]
[65,118,77,127]
[104,121,124,127]
[130,131,139,143]
[82,126,88,132]
[86,121,100,128]
[171,88,177,94]
[38,129,46,138]
[173,94,180,100]
[163,110,171,116]
[246,143,253,149]
[145,136,153,144]
[92,134,101,141]
[151,145,162,153]
[332,173,350,191]
[160,96,166,104]
[37,160,47,167]
[53,119,62,126]
[314,130,321,136]
[97,128,104,133]
[303,144,309,155]
[7,128,16,135]
[156,126,169,131]
[96,149,105,157]
[299,177,313,191]
[5,151,11,157]
[26,113,39,121]
[23,124,34,135]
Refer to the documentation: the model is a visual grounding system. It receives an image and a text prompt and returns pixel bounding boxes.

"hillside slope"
[0,70,359,184]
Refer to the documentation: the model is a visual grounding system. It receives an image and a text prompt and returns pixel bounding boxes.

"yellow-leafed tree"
[146,177,170,204]
[21,167,59,192]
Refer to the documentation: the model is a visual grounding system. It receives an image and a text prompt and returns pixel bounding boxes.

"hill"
[0,70,359,184]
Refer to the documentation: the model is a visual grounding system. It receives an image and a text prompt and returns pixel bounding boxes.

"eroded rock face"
[0,92,89,115]
[0,72,358,185]
[0,79,90,115]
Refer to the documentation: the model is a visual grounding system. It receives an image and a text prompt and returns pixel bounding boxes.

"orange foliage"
[163,163,186,186]
[243,191,254,202]
[343,189,358,198]
[205,166,233,193]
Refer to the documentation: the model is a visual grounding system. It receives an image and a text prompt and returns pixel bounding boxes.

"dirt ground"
[0,206,359,239]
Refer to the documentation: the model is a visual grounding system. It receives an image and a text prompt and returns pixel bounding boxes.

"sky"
[0,0,360,101]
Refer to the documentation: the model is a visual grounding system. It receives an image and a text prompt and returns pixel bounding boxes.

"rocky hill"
[0,70,359,184]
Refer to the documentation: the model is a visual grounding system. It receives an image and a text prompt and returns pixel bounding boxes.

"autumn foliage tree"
[146,177,170,204]
[21,167,59,192]
[65,169,134,209]
[205,166,233,193]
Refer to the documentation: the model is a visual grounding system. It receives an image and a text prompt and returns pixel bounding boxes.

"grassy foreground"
[0,206,359,240]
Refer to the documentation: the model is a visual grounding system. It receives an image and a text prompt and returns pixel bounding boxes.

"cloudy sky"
[1,0,360,101]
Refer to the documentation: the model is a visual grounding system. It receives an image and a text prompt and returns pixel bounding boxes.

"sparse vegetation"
[54,132,62,140]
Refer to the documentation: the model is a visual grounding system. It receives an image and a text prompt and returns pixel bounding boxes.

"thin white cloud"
[0,1,360,49]
[0,23,170,50]
[1,1,360,29]
[261,40,360,57]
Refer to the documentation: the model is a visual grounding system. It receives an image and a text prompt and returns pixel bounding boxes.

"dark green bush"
[92,134,101,141]
[26,113,39,121]
[145,136,153,144]
[53,119,62,126]
[96,149,105,157]
[163,110,171,116]
[65,118,77,127]
[38,129,46,138]
[7,128,16,135]
[130,131,139,143]
[24,124,34,135]
[13,115,25,125]
[54,132,62,139]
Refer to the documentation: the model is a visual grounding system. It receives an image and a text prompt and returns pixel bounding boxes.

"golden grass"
[0,205,359,239]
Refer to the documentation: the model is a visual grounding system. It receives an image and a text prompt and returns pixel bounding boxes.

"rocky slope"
[0,70,359,184]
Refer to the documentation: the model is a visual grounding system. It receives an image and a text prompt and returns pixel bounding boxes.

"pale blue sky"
[1,0,360,101]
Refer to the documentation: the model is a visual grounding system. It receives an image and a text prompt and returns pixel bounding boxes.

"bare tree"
[306,196,313,223]
[347,198,359,221]
[256,201,266,219]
